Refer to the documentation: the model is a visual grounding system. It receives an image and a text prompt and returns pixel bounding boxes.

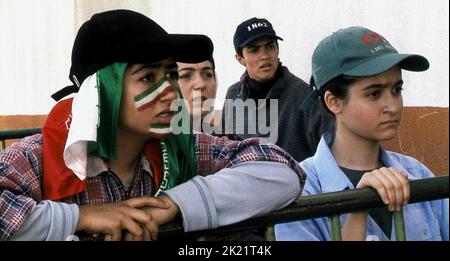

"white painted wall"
[0,0,448,115]
[0,0,75,115]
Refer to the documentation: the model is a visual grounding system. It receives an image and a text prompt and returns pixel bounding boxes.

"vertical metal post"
[330,215,342,241]
[393,209,406,241]
[264,225,275,241]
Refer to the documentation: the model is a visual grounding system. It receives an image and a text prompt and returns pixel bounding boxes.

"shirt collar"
[86,153,153,177]
[312,132,353,192]
[379,148,417,180]
[313,132,417,193]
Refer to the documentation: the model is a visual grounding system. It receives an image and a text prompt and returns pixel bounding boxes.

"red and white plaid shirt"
[0,133,305,240]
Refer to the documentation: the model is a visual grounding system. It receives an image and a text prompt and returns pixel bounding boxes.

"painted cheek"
[134,80,176,111]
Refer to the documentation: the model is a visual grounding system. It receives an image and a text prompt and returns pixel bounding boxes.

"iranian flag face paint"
[134,78,181,136]
[134,79,175,112]
[149,122,172,135]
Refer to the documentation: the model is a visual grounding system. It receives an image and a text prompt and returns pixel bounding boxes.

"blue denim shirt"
[275,132,449,241]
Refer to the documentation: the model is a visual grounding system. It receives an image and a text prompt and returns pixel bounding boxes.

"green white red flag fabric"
[63,72,100,180]
[63,63,127,180]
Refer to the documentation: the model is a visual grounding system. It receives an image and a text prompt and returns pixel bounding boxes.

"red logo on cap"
[362,32,388,45]
[362,33,380,44]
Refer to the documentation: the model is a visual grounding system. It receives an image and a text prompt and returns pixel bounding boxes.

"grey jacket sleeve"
[9,200,79,241]
[164,161,301,232]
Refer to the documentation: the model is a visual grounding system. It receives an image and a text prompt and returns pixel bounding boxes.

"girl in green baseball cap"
[277,26,448,241]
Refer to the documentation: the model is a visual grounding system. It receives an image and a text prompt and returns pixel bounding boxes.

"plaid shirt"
[0,133,305,240]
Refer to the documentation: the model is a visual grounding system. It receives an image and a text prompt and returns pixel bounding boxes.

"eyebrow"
[362,79,404,91]
[247,40,276,49]
[178,66,213,73]
[132,62,177,75]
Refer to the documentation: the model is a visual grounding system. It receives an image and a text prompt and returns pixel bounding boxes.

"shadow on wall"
[0,107,448,176]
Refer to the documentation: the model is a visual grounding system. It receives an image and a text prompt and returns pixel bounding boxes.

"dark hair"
[310,75,358,114]
[236,39,279,57]
[202,56,216,80]
[207,56,216,71]
[176,56,216,80]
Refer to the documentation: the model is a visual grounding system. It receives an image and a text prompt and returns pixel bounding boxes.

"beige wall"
[382,107,449,176]
[0,115,47,146]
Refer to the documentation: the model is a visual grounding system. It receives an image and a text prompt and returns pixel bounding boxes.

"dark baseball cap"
[52,9,214,101]
[233,17,283,53]
[300,26,429,111]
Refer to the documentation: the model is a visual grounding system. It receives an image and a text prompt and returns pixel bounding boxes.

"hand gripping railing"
[158,176,449,241]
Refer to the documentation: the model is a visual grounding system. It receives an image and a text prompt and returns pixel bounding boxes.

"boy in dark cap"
[276,26,448,241]
[221,17,334,162]
[0,10,303,241]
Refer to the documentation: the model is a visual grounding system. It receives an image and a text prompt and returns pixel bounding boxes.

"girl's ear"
[324,90,343,115]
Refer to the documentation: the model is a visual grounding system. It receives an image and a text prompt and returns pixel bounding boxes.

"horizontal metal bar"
[0,128,41,140]
[158,176,449,239]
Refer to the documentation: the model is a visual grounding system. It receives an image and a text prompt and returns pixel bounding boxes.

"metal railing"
[157,175,448,240]
[0,128,41,150]
[1,128,449,241]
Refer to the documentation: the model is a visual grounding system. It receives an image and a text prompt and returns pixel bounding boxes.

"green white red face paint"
[134,79,174,112]
[149,122,172,134]
[134,78,181,135]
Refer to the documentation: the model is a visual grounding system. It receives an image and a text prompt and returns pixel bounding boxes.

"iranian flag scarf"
[42,63,197,200]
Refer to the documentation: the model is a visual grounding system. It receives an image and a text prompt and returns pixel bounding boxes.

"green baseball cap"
[300,26,429,111]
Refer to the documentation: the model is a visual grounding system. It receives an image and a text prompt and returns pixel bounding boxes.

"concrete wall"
[0,0,74,115]
[0,1,448,175]
[0,0,448,115]
[151,0,450,110]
